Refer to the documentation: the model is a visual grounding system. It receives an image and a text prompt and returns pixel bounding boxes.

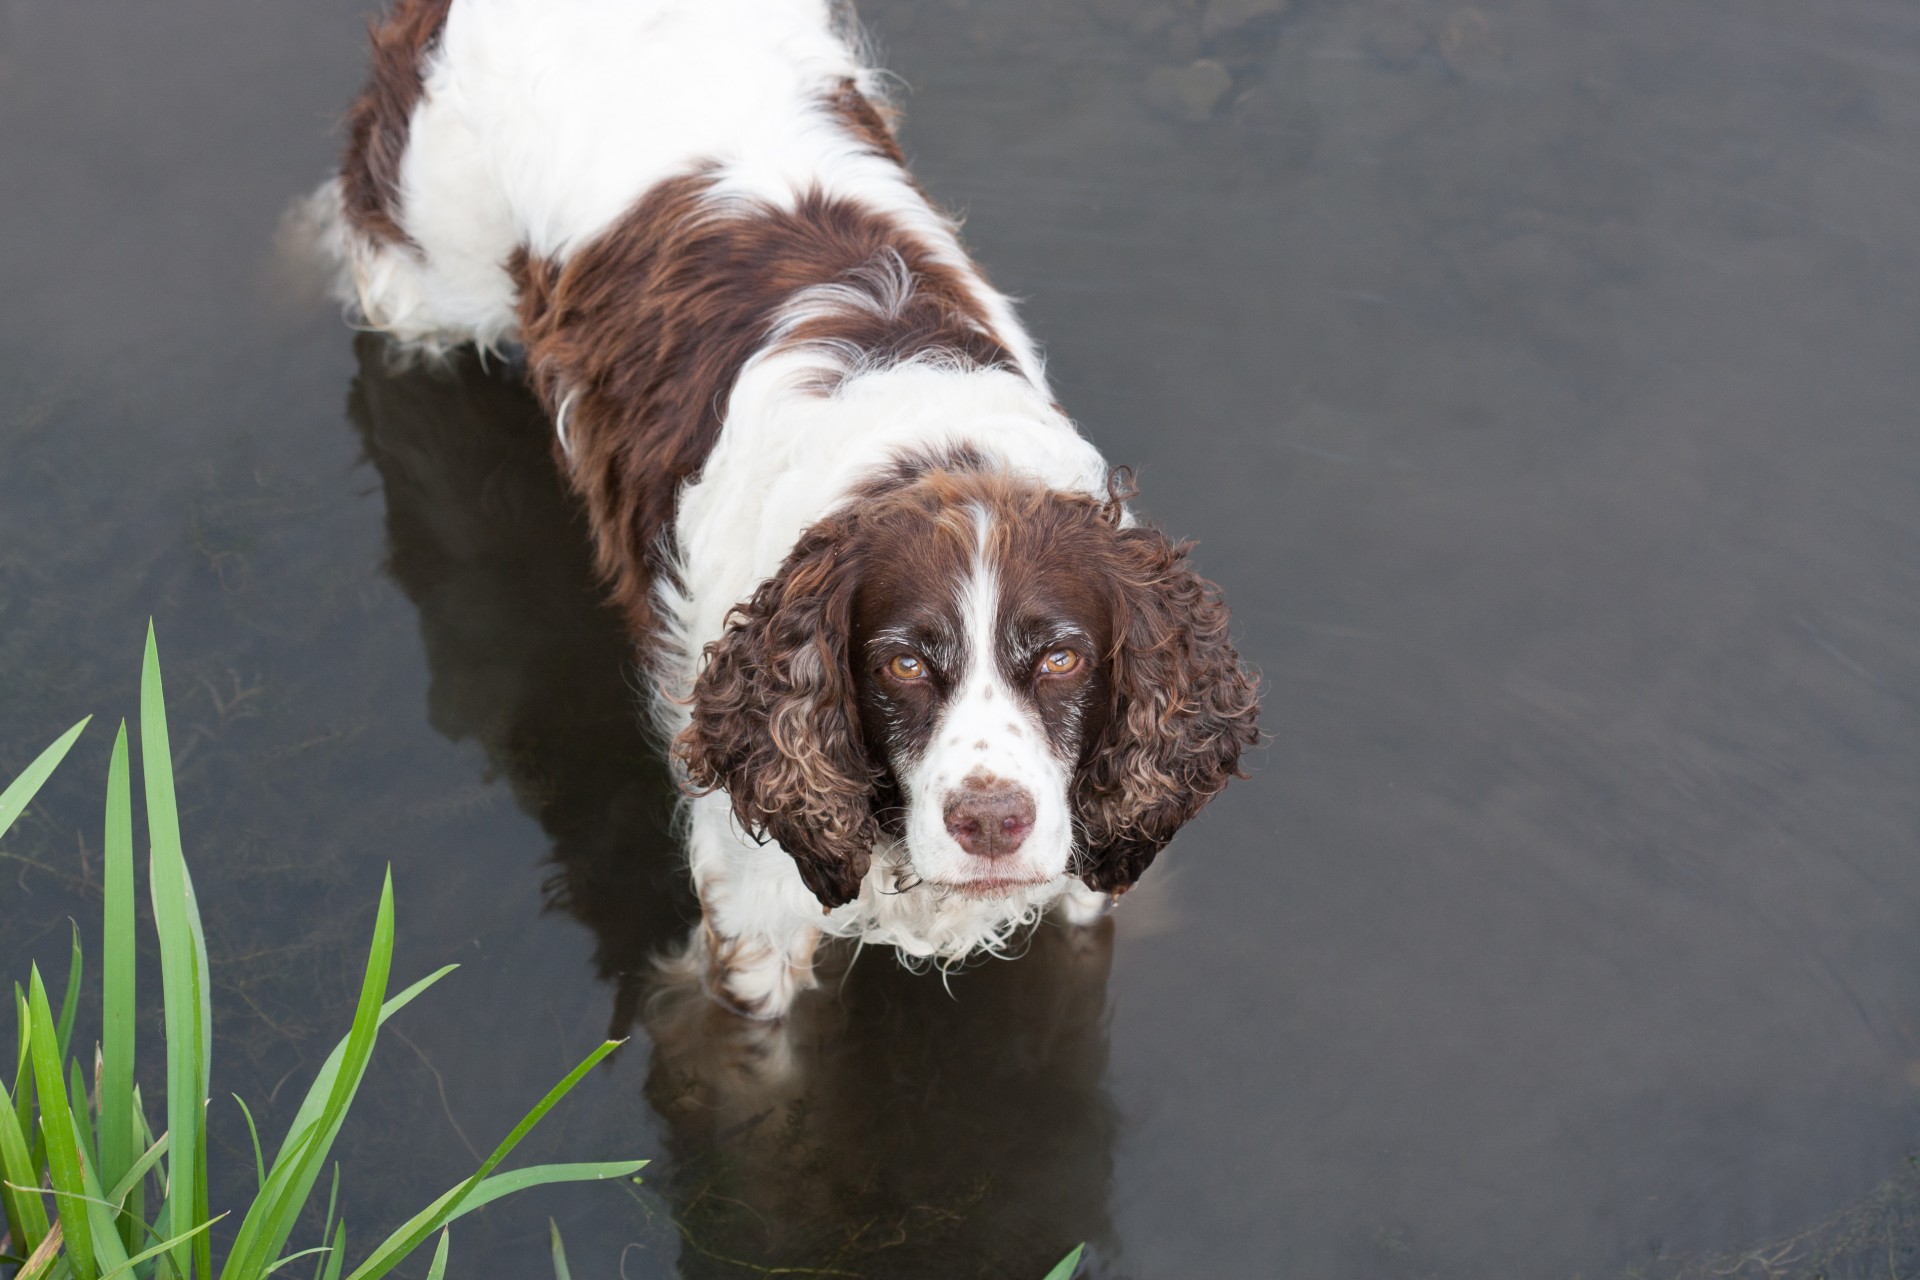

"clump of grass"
[0,625,644,1280]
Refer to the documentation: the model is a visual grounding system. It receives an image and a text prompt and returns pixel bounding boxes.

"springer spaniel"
[313,0,1261,1017]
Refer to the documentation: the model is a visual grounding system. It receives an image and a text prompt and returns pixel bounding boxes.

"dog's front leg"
[684,793,825,1019]
[1054,879,1117,927]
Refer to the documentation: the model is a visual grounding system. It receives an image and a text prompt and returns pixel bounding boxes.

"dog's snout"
[942,776,1036,859]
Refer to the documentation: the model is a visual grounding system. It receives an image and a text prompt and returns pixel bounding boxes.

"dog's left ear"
[1073,522,1262,893]
[674,512,880,909]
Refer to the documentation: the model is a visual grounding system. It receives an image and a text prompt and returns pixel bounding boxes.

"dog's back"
[321,0,1032,363]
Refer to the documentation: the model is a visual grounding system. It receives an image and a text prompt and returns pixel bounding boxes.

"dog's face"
[850,495,1117,897]
[677,467,1260,910]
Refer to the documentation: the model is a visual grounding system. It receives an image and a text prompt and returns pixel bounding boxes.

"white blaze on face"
[903,507,1075,890]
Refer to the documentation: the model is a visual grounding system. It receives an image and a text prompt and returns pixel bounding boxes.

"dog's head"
[675,466,1260,909]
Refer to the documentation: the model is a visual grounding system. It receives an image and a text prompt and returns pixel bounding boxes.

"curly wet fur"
[676,509,882,908]
[1072,522,1263,890]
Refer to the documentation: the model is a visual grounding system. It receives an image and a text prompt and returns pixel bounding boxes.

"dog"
[313,0,1261,1017]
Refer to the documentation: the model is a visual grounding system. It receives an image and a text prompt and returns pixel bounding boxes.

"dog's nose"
[943,778,1036,858]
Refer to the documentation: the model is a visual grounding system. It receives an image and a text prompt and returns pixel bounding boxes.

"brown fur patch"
[513,168,1016,640]
[823,77,906,166]
[340,0,452,245]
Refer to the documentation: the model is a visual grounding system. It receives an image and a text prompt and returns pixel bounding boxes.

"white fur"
[318,0,1119,1015]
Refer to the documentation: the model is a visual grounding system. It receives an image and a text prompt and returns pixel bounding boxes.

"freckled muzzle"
[905,714,1074,887]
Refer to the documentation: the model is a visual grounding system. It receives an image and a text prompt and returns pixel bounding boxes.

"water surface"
[4,0,1920,1275]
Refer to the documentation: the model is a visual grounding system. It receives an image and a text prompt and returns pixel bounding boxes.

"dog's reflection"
[347,336,1117,1276]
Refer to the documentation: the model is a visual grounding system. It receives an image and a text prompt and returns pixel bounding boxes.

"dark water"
[5,0,1920,1275]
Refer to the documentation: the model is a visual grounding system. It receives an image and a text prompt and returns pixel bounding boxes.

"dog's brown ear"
[674,512,879,908]
[1073,522,1261,893]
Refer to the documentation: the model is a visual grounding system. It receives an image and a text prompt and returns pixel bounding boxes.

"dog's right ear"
[674,512,880,909]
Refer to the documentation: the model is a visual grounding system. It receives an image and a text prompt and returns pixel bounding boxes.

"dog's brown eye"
[1039,648,1081,676]
[888,654,926,681]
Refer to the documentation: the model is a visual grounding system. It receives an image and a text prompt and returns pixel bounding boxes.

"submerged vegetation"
[0,627,643,1280]
[1647,1160,1920,1280]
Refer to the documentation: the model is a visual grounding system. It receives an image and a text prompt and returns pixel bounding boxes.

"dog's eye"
[887,654,927,681]
[1039,648,1081,676]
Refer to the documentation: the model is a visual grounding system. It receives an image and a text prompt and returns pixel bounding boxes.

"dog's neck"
[657,358,1108,692]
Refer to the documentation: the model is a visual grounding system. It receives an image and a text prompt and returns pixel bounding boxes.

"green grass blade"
[0,717,90,842]
[126,1087,153,1236]
[68,1059,97,1173]
[1042,1245,1085,1280]
[421,1231,449,1280]
[223,1116,323,1271]
[219,872,397,1280]
[142,624,212,1280]
[184,861,213,1278]
[11,984,25,1094]
[0,1070,53,1254]
[268,965,455,1173]
[311,1165,340,1280]
[340,1040,629,1280]
[131,1084,154,1148]
[13,986,42,1181]
[233,1095,266,1192]
[319,1221,347,1280]
[547,1221,570,1280]
[217,954,453,1280]
[258,1248,334,1279]
[99,722,136,1208]
[457,1161,647,1217]
[70,1115,132,1276]
[344,1183,463,1278]
[28,967,97,1280]
[106,1130,168,1209]
[95,1214,224,1280]
[464,1043,628,1186]
[328,1159,643,1280]
[55,927,82,1068]
[232,1151,640,1273]
[260,1249,332,1278]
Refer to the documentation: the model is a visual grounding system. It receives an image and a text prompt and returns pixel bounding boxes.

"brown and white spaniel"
[314,0,1260,1016]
